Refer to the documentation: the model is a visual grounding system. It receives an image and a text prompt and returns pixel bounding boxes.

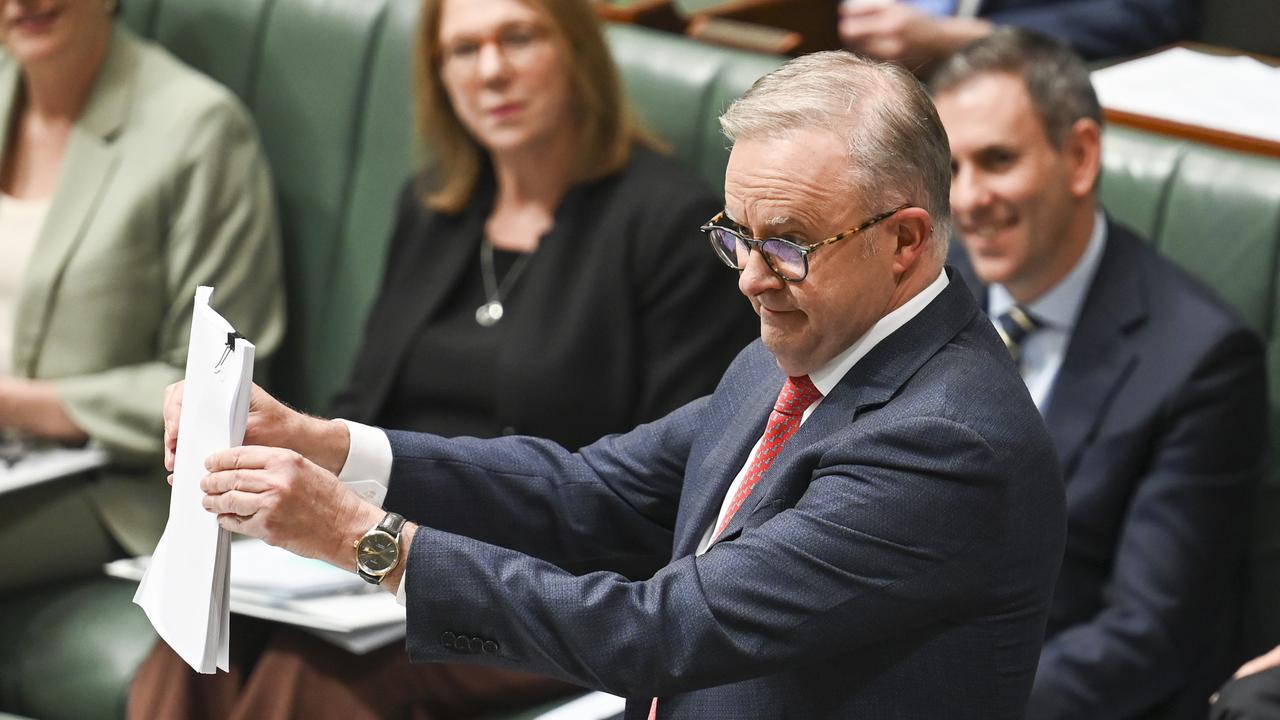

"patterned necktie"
[994,305,1043,367]
[714,374,823,539]
[647,377,823,720]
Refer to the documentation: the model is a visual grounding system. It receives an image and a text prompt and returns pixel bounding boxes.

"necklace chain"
[476,238,533,326]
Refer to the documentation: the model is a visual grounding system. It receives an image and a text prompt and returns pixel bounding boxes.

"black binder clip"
[213,332,244,374]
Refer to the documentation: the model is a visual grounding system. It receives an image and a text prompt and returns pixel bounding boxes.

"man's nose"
[738,246,784,297]
[950,165,991,214]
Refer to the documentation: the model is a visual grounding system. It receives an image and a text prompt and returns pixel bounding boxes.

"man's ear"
[1065,117,1102,198]
[890,206,933,274]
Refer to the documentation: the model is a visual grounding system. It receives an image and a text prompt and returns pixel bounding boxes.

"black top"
[377,247,522,436]
[333,145,758,450]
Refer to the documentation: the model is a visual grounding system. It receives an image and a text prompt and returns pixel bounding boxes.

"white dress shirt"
[986,210,1107,412]
[337,268,951,598]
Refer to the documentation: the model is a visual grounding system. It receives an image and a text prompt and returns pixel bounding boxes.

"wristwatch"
[354,511,407,585]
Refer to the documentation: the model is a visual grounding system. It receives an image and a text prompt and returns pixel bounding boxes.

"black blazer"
[385,273,1066,718]
[954,219,1268,719]
[333,146,757,450]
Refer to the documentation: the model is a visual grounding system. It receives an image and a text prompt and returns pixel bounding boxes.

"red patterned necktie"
[648,375,823,720]
[714,374,823,539]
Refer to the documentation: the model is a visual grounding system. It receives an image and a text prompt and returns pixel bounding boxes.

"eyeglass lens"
[708,228,806,280]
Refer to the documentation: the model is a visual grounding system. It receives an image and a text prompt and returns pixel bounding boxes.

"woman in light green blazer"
[0,0,286,591]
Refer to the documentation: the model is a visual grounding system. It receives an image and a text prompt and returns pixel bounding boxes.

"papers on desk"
[0,444,108,496]
[1091,47,1280,144]
[107,537,407,655]
[134,286,254,673]
[531,692,626,720]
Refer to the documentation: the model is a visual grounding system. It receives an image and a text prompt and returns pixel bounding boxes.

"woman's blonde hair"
[414,0,645,213]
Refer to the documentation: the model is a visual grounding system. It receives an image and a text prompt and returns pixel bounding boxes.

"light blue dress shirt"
[987,211,1107,412]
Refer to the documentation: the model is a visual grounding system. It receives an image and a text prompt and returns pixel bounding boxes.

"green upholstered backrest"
[1101,126,1280,655]
[607,24,784,193]
[122,2,780,413]
[320,0,422,409]
[0,579,154,720]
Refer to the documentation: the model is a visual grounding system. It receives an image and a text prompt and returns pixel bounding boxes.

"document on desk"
[134,286,255,674]
[1091,47,1280,143]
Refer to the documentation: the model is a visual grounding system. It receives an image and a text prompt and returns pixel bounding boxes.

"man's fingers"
[202,489,263,516]
[205,445,292,473]
[217,513,258,537]
[200,468,274,495]
[839,5,885,20]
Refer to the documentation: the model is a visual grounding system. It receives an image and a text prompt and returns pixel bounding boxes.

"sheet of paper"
[1091,47,1280,143]
[230,538,368,599]
[532,692,626,720]
[0,445,108,496]
[134,286,254,673]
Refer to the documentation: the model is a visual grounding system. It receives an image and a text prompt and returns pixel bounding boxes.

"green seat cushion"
[0,578,155,720]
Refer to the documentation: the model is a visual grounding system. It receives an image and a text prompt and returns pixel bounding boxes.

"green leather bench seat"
[0,579,153,720]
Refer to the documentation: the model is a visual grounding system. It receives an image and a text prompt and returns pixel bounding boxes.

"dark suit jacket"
[332,146,756,451]
[381,273,1066,718]
[979,0,1198,60]
[953,220,1267,719]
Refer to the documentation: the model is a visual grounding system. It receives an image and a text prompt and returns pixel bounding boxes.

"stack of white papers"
[1091,47,1280,144]
[133,286,255,673]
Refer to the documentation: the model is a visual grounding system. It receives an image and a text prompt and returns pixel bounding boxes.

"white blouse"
[0,192,50,376]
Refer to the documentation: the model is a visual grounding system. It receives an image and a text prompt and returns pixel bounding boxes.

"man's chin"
[968,255,1017,287]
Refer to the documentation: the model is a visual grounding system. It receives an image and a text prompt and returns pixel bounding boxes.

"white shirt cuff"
[335,419,393,507]
[396,566,408,606]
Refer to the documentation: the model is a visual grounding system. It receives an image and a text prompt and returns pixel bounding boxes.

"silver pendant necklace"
[475,238,533,327]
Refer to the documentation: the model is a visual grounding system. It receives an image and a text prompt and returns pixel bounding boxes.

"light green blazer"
[0,25,286,567]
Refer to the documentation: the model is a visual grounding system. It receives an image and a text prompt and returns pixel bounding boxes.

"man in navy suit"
[172,51,1065,718]
[931,29,1267,719]
[839,0,1196,69]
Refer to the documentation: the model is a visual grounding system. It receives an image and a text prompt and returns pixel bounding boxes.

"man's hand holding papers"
[163,379,351,480]
[164,380,416,596]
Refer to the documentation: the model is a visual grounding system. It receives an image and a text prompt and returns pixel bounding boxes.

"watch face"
[356,530,398,575]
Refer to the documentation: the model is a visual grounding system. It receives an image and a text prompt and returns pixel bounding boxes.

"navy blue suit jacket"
[979,0,1198,60]
[954,220,1267,719]
[382,272,1066,718]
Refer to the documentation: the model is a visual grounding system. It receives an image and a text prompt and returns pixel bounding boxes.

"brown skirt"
[128,619,579,720]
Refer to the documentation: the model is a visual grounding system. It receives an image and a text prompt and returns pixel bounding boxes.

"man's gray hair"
[929,27,1102,148]
[720,51,952,257]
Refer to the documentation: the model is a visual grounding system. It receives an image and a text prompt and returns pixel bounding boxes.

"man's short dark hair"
[929,27,1103,148]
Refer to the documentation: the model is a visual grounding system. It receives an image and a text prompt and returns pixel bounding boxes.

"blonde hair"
[414,0,645,213]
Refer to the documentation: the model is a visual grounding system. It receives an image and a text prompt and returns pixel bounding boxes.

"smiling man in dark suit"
[167,51,1065,719]
[932,28,1268,720]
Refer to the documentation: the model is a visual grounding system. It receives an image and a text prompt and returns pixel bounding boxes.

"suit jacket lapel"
[708,272,980,545]
[672,373,776,559]
[12,27,131,376]
[1042,223,1146,478]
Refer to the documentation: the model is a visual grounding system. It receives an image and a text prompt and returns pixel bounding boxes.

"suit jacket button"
[454,635,470,652]
[469,637,484,654]
[483,641,499,655]
[440,632,455,649]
